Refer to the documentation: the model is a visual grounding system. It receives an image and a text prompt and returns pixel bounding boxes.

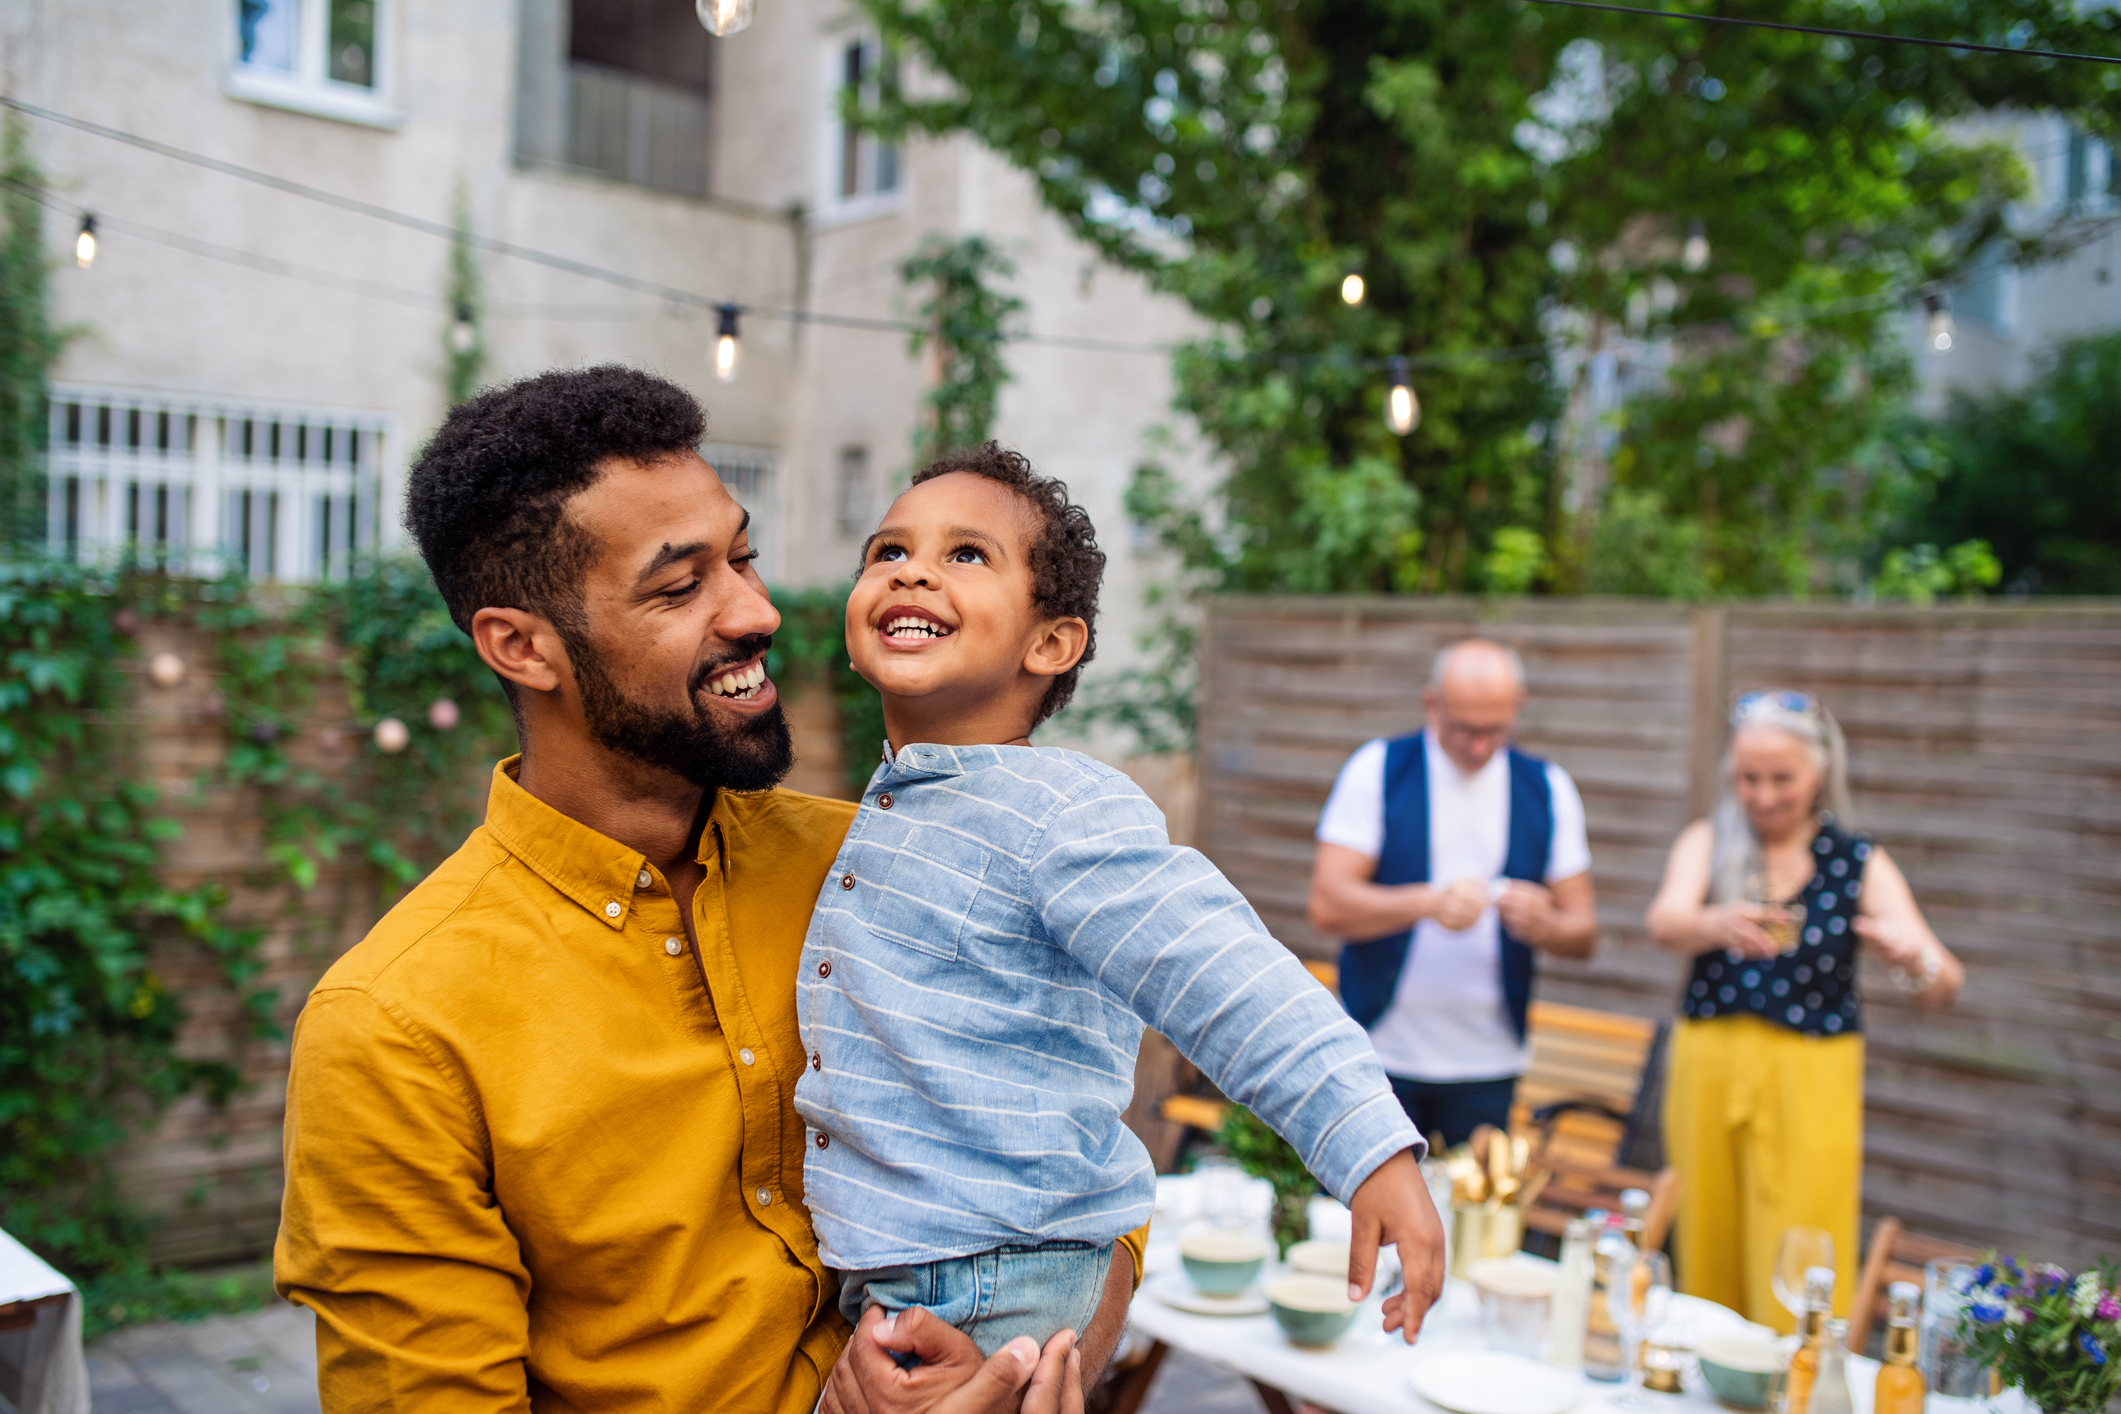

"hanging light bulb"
[1385,355,1420,437]
[696,0,755,36]
[1682,219,1710,273]
[1924,294,1954,352]
[75,214,98,269]
[448,301,478,355]
[1340,272,1366,306]
[714,303,741,382]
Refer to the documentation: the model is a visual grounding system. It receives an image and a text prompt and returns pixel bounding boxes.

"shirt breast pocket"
[866,826,989,964]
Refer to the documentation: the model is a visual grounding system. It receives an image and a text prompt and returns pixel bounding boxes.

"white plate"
[1409,1351,1583,1414]
[1143,1268,1270,1317]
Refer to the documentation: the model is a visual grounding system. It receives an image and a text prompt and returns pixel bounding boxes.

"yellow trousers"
[1663,1015,1864,1331]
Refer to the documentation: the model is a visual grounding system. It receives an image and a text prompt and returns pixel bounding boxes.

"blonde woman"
[1645,691,1963,1329]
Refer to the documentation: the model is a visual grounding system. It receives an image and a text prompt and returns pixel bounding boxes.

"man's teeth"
[707,663,768,699]
[884,616,952,639]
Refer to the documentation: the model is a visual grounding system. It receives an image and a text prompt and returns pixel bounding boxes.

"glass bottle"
[1784,1266,1836,1414]
[1873,1283,1926,1414]
[1619,1187,1651,1247]
[1585,1211,1635,1382]
[1805,1318,1855,1414]
[1545,1216,1595,1369]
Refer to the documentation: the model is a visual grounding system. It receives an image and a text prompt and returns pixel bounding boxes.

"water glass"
[1920,1258,1992,1399]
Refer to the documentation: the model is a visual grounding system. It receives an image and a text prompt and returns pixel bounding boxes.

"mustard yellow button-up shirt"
[275,760,860,1414]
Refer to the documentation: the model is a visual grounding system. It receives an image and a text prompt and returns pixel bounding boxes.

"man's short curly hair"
[909,443,1105,727]
[404,366,706,637]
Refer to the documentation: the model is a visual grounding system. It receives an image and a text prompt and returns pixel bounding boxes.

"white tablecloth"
[1127,1185,2028,1414]
[0,1227,88,1414]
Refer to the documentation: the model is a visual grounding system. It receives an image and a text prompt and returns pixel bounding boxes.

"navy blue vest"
[1337,732,1554,1044]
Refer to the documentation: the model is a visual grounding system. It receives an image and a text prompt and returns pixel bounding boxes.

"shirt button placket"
[756,1188,773,1207]
[664,937,683,956]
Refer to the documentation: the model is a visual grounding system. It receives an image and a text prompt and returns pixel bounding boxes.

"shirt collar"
[878,740,1020,781]
[480,756,661,931]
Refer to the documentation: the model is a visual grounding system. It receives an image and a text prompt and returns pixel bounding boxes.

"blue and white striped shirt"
[795,743,1420,1270]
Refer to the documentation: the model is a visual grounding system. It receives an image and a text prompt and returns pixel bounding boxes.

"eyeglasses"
[1731,689,1818,725]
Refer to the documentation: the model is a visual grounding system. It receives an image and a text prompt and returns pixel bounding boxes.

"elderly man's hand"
[1431,878,1488,932]
[820,1306,1083,1414]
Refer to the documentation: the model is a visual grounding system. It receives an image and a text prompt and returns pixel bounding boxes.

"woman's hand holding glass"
[1710,903,1790,960]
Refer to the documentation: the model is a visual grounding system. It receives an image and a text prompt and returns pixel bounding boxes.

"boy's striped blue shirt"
[795,742,1420,1270]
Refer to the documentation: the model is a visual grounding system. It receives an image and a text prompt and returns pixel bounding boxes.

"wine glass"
[1772,1227,1835,1327]
[1607,1248,1674,1410]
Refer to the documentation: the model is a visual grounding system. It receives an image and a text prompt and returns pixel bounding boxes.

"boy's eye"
[875,546,908,563]
[948,546,986,565]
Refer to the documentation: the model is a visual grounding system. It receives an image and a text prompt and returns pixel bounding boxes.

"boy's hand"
[1346,1148,1446,1344]
[821,1305,1083,1414]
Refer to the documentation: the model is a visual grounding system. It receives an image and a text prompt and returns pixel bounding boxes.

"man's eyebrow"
[633,513,752,587]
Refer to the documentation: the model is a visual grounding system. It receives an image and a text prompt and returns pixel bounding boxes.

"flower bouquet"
[1954,1256,2121,1414]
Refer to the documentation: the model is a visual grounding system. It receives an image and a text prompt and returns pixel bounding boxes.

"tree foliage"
[1881,328,2121,595]
[857,0,2117,594]
[0,118,61,550]
[901,233,1025,461]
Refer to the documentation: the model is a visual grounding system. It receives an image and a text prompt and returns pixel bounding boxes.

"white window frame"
[226,0,403,130]
[815,33,905,226]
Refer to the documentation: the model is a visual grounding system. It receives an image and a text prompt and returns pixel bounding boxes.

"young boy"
[796,444,1444,1359]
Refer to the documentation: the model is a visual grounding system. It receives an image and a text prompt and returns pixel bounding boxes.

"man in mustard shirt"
[273,367,1129,1414]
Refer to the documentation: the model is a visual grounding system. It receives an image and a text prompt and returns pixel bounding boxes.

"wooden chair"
[1523,1154,1681,1253]
[1847,1216,1985,1354]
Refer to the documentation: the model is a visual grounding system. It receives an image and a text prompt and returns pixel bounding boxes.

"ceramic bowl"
[1179,1231,1270,1297]
[1285,1239,1351,1278]
[1265,1274,1358,1347]
[1696,1333,1784,1409]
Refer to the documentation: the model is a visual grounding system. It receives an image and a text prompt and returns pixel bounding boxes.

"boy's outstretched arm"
[1028,771,1440,1339]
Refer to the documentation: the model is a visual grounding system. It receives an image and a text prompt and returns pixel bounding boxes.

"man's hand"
[1346,1149,1446,1344]
[1431,878,1488,932]
[820,1306,1083,1414]
[1495,881,1556,944]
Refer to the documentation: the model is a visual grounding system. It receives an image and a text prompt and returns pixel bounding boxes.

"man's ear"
[1022,617,1090,680]
[472,607,569,696]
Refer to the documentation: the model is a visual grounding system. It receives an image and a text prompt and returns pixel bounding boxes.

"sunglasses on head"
[1731,689,1818,726]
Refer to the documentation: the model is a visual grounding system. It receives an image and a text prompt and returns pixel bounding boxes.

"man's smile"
[699,654,776,709]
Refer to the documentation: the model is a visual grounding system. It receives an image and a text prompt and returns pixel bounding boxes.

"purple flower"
[1975,1264,1996,1287]
[2080,1331,2107,1367]
[2098,1295,2121,1322]
[1971,1300,2008,1324]
[2033,1265,2069,1289]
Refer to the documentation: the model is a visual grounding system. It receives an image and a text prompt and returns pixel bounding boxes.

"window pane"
[329,0,377,88]
[237,0,298,71]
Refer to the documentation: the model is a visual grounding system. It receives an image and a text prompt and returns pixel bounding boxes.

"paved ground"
[83,1306,1249,1414]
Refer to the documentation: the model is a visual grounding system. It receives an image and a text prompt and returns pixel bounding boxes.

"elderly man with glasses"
[1307,640,1599,1146]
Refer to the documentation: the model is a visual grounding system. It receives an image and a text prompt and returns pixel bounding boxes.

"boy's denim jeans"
[837,1240,1115,1358]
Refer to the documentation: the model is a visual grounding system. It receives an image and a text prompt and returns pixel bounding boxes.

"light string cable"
[10,94,2113,371]
[1511,0,2121,66]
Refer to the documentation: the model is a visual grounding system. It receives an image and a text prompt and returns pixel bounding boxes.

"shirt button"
[816,1132,830,1150]
[756,1188,773,1206]
[604,901,622,919]
[664,937,683,956]
[739,1048,755,1066]
[811,1052,821,1071]
[877,793,893,810]
[840,873,855,890]
[818,960,831,978]
[637,870,652,888]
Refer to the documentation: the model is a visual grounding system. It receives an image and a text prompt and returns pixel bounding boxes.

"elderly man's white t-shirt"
[1316,734,1591,1082]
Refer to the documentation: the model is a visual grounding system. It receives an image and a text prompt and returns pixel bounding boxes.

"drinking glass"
[1606,1249,1673,1410]
[1920,1259,1992,1402]
[1197,1158,1251,1232]
[1771,1227,1835,1326]
[1745,872,1808,953]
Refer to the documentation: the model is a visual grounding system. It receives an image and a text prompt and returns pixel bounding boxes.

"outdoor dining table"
[1123,1179,2027,1414]
[0,1225,88,1414]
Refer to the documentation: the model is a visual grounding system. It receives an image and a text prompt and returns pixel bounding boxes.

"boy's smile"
[847,472,1087,749]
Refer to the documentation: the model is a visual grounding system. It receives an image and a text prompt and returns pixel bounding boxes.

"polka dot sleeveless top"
[1681,820,1871,1037]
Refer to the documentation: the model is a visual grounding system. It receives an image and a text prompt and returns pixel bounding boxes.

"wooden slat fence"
[1197,596,2121,1266]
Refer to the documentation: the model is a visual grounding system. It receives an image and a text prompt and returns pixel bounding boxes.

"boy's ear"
[1022,616,1090,680]
[472,606,571,696]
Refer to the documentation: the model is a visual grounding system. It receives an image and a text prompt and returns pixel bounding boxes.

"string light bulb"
[1682,219,1709,272]
[696,0,755,36]
[1924,293,1954,352]
[1340,272,1366,306]
[448,302,477,355]
[1385,356,1420,437]
[75,214,98,269]
[714,303,741,382]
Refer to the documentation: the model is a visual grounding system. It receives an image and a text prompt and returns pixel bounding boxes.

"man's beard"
[565,629,793,792]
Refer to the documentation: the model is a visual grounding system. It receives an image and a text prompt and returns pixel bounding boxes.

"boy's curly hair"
[909,443,1105,727]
